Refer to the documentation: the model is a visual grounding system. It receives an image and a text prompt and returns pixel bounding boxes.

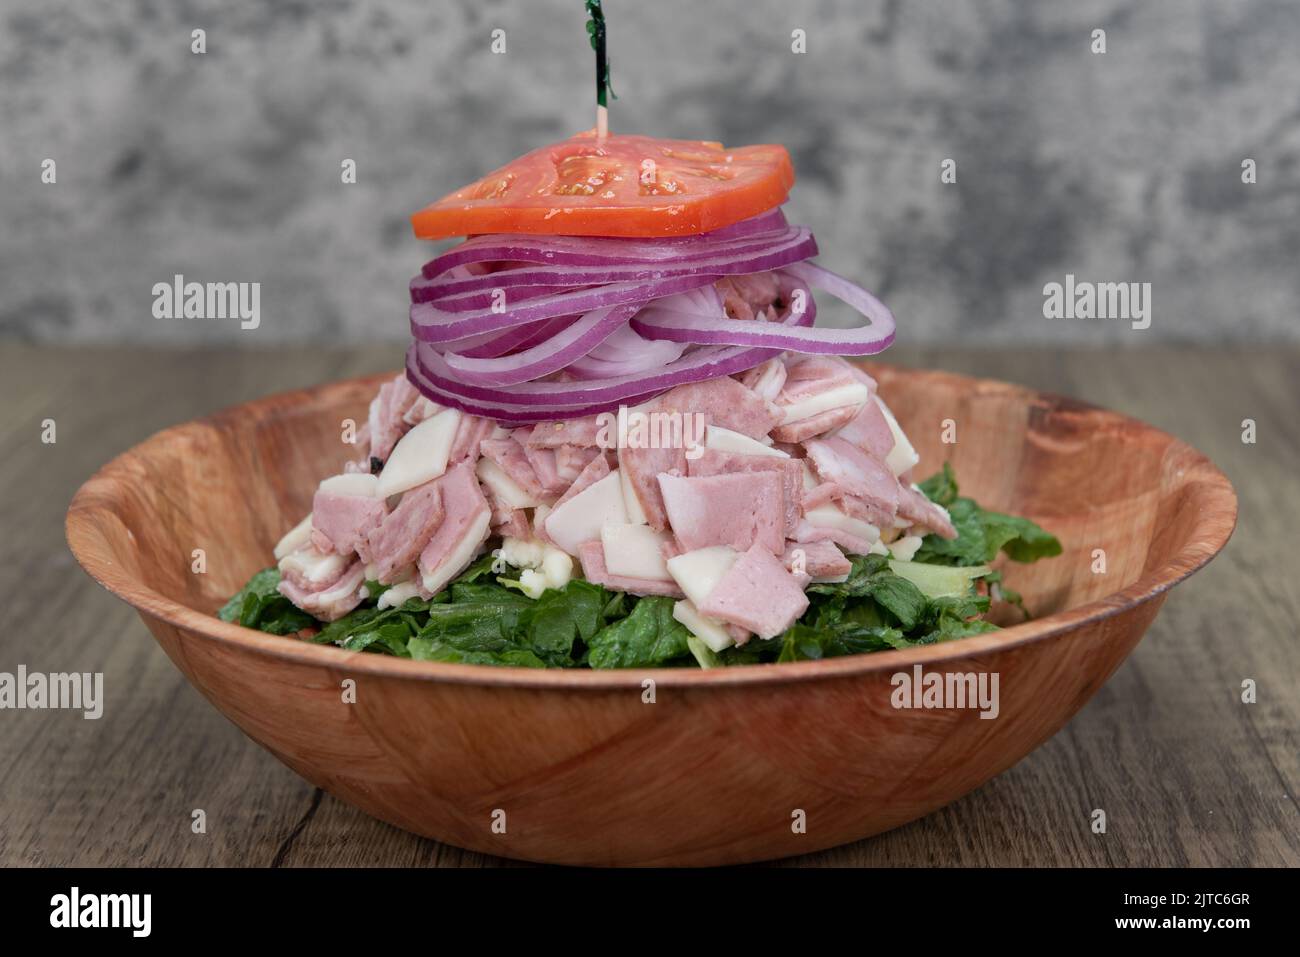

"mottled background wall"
[1,0,1297,345]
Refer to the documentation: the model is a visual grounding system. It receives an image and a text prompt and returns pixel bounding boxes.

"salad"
[221,124,1060,668]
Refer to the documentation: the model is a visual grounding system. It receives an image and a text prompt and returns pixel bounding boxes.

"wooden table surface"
[2,343,1296,868]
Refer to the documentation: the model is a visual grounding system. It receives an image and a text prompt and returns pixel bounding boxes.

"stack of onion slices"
[406,210,895,423]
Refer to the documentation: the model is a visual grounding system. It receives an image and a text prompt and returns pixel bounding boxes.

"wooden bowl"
[65,364,1236,866]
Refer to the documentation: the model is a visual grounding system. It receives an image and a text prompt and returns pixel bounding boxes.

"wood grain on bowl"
[65,364,1236,866]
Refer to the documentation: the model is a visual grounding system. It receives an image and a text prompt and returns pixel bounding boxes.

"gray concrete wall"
[1,0,1296,344]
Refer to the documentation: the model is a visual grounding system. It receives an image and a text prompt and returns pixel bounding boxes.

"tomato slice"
[411,130,795,240]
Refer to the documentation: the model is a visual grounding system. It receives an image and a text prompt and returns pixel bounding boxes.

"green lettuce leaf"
[407,636,546,668]
[217,568,316,636]
[914,464,1062,566]
[806,555,928,631]
[586,596,691,669]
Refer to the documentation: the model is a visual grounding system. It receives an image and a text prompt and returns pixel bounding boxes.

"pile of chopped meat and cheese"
[269,351,954,649]
[221,131,1059,666]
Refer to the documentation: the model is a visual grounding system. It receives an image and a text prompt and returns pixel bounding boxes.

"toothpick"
[585,1,613,142]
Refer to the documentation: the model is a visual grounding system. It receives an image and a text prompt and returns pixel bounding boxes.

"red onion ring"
[407,283,814,418]
[400,210,901,423]
[413,229,810,301]
[440,302,641,386]
[409,343,780,420]
[418,208,790,279]
[567,334,687,378]
[410,273,717,343]
[405,349,662,422]
[629,260,896,355]
[409,232,817,342]
[448,314,581,359]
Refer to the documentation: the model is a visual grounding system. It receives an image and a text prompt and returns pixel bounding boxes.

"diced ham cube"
[837,492,898,530]
[311,487,388,559]
[448,414,495,465]
[687,448,802,537]
[365,481,444,584]
[554,443,601,483]
[803,437,901,516]
[725,622,753,645]
[802,481,841,511]
[651,376,779,439]
[277,560,367,622]
[417,462,492,596]
[781,355,860,396]
[479,437,546,500]
[782,540,851,581]
[368,376,420,463]
[770,403,860,443]
[526,415,603,448]
[773,356,872,437]
[657,472,785,555]
[897,484,958,539]
[792,521,879,558]
[515,436,566,496]
[698,544,810,640]
[833,393,896,463]
[620,444,685,530]
[715,272,781,322]
[493,509,533,541]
